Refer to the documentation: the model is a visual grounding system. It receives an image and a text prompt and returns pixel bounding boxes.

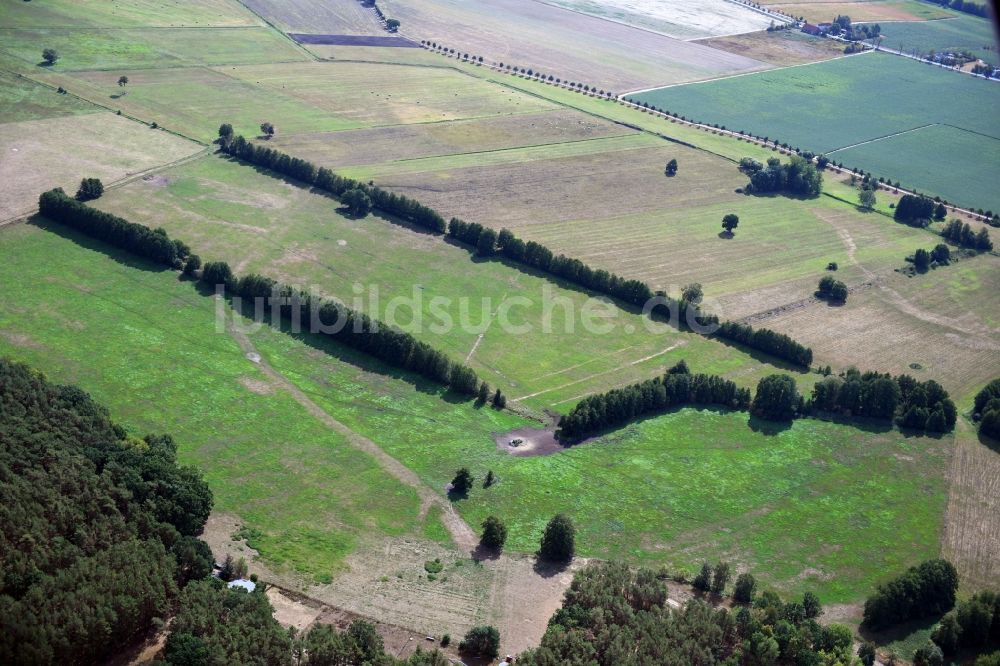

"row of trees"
[219,133,818,367]
[924,0,990,17]
[448,218,655,307]
[202,264,482,396]
[518,560,854,665]
[715,321,815,368]
[0,359,214,665]
[557,361,751,440]
[942,218,993,251]
[810,368,957,432]
[740,155,823,197]
[38,187,190,268]
[220,133,448,233]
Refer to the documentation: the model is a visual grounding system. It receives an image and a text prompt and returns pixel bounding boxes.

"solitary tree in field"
[664,158,678,176]
[721,213,739,235]
[538,514,575,563]
[218,123,233,139]
[259,121,275,138]
[450,467,474,496]
[42,48,59,65]
[491,388,506,409]
[480,516,507,551]
[117,75,129,91]
[385,18,400,31]
[858,188,876,211]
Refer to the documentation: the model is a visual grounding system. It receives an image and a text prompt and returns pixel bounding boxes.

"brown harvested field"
[305,44,474,66]
[270,109,636,167]
[0,112,201,220]
[241,0,386,35]
[379,0,771,91]
[763,0,953,23]
[694,30,851,66]
[219,61,560,126]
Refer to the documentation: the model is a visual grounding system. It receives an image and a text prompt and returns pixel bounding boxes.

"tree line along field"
[627,51,1000,211]
[0,220,957,607]
[89,153,793,413]
[759,0,954,23]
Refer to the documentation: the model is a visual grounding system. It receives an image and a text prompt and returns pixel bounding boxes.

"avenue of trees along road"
[557,360,958,440]
[216,130,817,368]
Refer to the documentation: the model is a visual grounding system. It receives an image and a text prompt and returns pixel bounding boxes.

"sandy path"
[225,316,479,552]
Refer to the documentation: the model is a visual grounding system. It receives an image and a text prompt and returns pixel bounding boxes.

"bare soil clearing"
[494,426,564,457]
[695,30,850,66]
[241,0,387,35]
[763,0,952,23]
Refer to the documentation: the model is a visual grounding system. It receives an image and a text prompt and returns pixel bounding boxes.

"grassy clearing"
[247,316,953,603]
[0,69,99,122]
[0,111,200,219]
[628,52,1000,210]
[876,13,999,62]
[0,222,424,582]
[0,26,305,70]
[93,153,796,412]
[378,0,769,91]
[0,0,262,28]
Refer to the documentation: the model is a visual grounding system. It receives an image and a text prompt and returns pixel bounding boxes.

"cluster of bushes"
[929,589,1000,659]
[894,194,937,227]
[557,361,751,440]
[740,155,823,197]
[810,368,957,432]
[75,177,104,201]
[0,359,214,664]
[38,188,190,268]
[449,218,654,306]
[910,244,951,272]
[863,559,959,631]
[202,264,481,396]
[942,218,993,251]
[518,560,854,665]
[817,275,848,302]
[715,321,814,368]
[221,134,447,233]
[975,379,1000,440]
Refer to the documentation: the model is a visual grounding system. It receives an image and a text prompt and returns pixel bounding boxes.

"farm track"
[224,318,480,553]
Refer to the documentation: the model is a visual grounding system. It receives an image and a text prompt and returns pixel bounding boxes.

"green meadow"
[0,220,952,602]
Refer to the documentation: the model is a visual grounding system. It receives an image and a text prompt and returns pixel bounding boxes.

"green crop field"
[0,221,954,603]
[876,13,999,63]
[627,52,1000,209]
[832,124,1000,213]
[0,68,99,122]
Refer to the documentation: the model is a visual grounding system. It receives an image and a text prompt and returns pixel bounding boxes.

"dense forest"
[518,560,855,665]
[0,358,213,664]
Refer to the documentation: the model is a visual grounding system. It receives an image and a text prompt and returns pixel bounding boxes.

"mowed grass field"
[0,110,201,220]
[92,153,797,413]
[876,13,999,62]
[628,52,1000,210]
[379,0,770,91]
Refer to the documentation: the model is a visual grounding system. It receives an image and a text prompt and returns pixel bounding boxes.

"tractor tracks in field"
[224,317,479,553]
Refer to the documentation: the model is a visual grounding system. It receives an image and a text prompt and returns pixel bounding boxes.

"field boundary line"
[386,132,645,166]
[465,292,507,363]
[826,123,938,153]
[512,341,686,403]
[232,0,319,61]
